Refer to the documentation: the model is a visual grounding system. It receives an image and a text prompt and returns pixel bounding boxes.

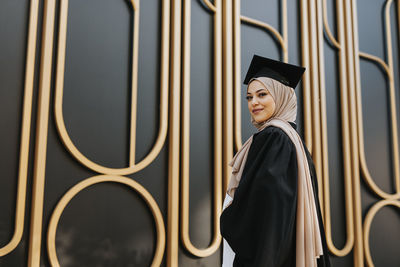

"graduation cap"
[243,55,306,89]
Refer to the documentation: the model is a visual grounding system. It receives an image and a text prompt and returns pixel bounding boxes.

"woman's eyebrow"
[247,88,267,94]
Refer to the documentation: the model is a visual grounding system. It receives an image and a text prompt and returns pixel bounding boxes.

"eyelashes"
[246,92,268,101]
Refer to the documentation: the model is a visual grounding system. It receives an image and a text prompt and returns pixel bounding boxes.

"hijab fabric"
[224,77,323,267]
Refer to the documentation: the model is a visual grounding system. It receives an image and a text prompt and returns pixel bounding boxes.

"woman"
[220,55,330,267]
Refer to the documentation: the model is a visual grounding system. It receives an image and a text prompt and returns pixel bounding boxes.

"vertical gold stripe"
[129,0,140,166]
[384,0,400,193]
[344,0,363,265]
[300,0,312,152]
[321,0,355,256]
[223,0,233,195]
[233,0,242,152]
[308,0,324,209]
[167,0,181,265]
[180,0,222,258]
[28,0,56,266]
[0,0,39,257]
[282,0,288,63]
[316,0,328,219]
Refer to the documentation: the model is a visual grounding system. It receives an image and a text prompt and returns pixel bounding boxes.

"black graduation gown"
[220,123,330,267]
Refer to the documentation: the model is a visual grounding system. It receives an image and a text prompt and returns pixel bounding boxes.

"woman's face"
[246,79,276,123]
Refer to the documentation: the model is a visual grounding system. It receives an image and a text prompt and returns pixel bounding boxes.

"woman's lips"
[252,108,263,114]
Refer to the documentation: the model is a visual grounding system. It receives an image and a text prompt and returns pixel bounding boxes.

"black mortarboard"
[243,55,306,89]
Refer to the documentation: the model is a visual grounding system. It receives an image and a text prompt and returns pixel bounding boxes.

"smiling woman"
[246,80,276,124]
[220,55,330,267]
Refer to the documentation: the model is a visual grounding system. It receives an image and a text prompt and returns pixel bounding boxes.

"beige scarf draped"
[226,77,323,267]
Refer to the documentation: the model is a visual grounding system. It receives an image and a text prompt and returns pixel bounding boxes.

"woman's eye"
[246,96,252,100]
[258,92,267,97]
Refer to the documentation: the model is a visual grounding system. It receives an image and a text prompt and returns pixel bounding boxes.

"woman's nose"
[251,97,259,105]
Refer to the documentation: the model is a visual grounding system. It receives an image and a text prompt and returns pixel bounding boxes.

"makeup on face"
[246,80,276,123]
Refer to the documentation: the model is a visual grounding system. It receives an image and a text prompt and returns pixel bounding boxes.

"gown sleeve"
[220,127,298,267]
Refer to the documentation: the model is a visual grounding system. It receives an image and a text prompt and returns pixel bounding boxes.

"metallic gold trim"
[322,0,340,49]
[47,175,165,267]
[359,52,391,77]
[129,0,140,166]
[357,0,400,199]
[167,0,180,265]
[180,0,222,257]
[308,0,324,211]
[222,0,233,196]
[54,0,169,176]
[282,0,288,63]
[234,1,289,151]
[346,0,364,264]
[240,15,287,60]
[320,0,355,256]
[0,0,39,257]
[363,199,400,267]
[28,0,57,265]
[233,0,242,152]
[202,0,217,13]
[300,0,312,152]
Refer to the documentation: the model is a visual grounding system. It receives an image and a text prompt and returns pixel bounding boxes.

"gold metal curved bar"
[363,199,400,267]
[0,0,39,257]
[180,0,222,257]
[319,0,355,256]
[282,0,288,63]
[300,0,312,152]
[54,0,169,176]
[347,0,364,264]
[28,0,57,265]
[357,0,400,199]
[201,0,217,13]
[47,175,165,267]
[322,0,340,49]
[240,15,287,56]
[233,0,242,152]
[308,0,324,211]
[129,0,139,165]
[222,0,234,193]
[234,3,288,151]
[167,0,180,265]
[359,52,391,79]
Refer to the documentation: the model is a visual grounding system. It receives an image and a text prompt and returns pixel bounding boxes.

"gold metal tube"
[129,0,140,166]
[222,0,233,195]
[322,0,340,49]
[321,0,355,256]
[316,0,328,219]
[202,0,217,13]
[300,0,312,152]
[240,15,286,51]
[28,0,57,265]
[363,199,400,267]
[167,0,181,265]
[345,0,364,265]
[180,0,222,257]
[282,0,288,63]
[0,0,39,257]
[53,0,169,176]
[384,0,400,193]
[356,1,400,200]
[308,0,324,208]
[47,175,166,267]
[233,0,242,152]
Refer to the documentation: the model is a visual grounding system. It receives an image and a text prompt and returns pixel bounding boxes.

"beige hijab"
[226,77,323,267]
